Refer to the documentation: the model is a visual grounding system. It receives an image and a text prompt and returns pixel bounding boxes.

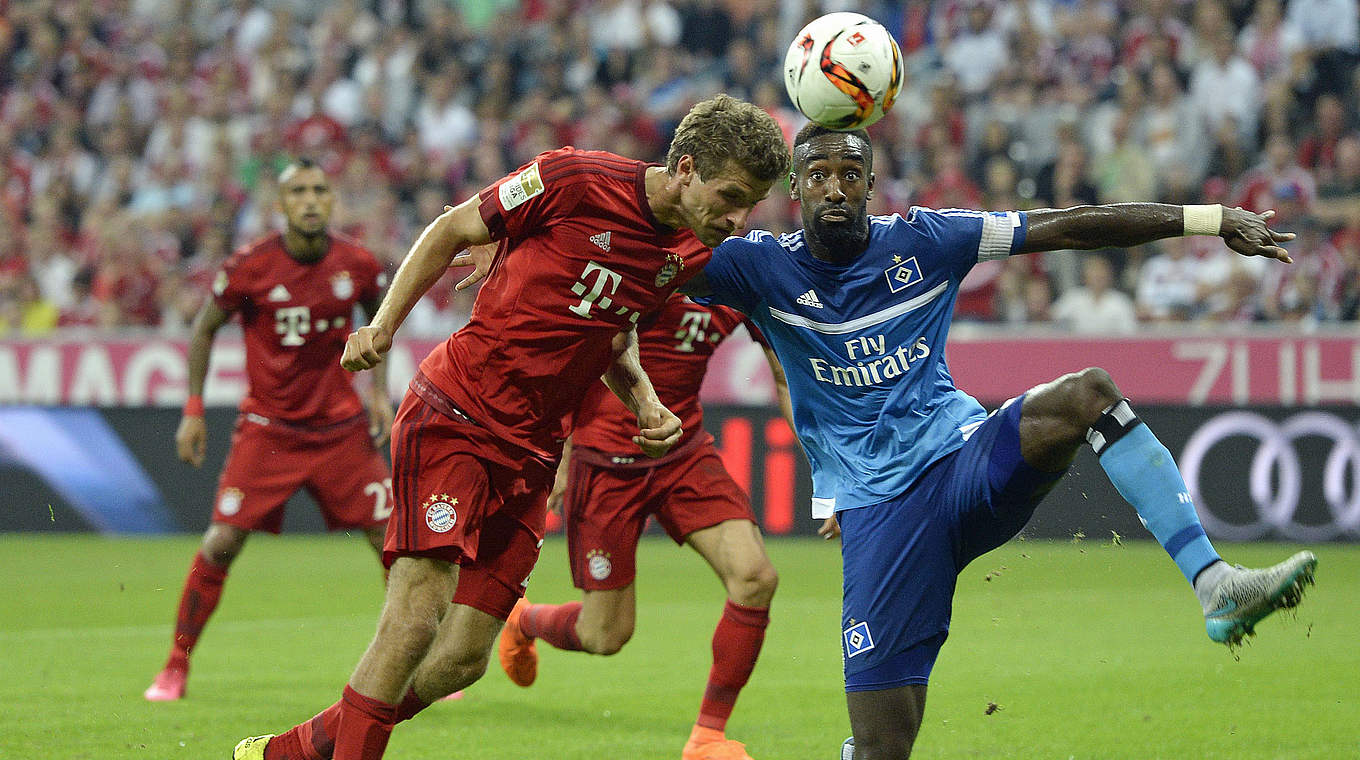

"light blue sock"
[1090,403,1220,584]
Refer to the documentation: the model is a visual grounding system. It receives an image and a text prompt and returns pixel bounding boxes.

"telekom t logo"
[275,306,311,346]
[673,310,713,352]
[568,261,624,318]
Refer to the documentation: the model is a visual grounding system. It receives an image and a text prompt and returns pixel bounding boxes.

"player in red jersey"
[232,95,790,760]
[497,294,793,760]
[144,160,394,702]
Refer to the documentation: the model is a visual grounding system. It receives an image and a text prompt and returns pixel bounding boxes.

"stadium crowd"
[2,0,1359,337]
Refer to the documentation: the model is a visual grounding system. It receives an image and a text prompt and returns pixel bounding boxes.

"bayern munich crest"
[423,494,459,533]
[654,252,685,288]
[586,548,612,580]
[331,271,354,299]
[217,487,244,516]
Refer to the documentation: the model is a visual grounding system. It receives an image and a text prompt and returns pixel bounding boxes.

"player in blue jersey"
[684,124,1319,760]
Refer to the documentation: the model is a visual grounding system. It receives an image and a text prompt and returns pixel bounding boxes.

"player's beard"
[807,202,870,259]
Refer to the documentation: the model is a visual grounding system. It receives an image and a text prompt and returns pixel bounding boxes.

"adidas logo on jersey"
[590,231,611,251]
[796,289,824,309]
[268,284,291,302]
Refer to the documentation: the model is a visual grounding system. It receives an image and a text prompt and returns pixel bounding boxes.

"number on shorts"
[366,478,393,521]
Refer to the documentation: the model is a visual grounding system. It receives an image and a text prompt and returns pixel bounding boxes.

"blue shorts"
[839,395,1063,692]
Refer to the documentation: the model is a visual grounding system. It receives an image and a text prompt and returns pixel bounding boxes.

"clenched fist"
[342,325,394,371]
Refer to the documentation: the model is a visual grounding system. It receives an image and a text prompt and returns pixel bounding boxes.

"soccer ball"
[783,12,904,131]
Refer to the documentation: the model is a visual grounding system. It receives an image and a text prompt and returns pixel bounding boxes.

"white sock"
[1193,560,1233,611]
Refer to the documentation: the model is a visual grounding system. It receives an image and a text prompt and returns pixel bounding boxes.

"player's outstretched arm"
[358,296,395,446]
[342,198,493,371]
[178,301,232,467]
[1020,203,1295,262]
[602,327,683,458]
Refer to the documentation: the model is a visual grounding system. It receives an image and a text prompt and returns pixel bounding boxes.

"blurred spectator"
[1236,0,1304,84]
[5,273,60,335]
[942,1,1008,99]
[1330,218,1360,320]
[1285,0,1360,58]
[1297,93,1351,183]
[1034,126,1098,208]
[917,146,982,210]
[1136,236,1208,321]
[1091,110,1158,203]
[1051,255,1137,333]
[1233,132,1317,222]
[1261,216,1350,322]
[1189,27,1262,146]
[1121,0,1192,74]
[997,265,1053,325]
[1314,134,1360,225]
[1139,61,1208,200]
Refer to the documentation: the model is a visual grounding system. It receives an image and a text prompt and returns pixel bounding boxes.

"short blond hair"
[666,94,789,183]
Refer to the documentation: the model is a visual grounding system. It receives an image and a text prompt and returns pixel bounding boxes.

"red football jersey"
[414,148,711,460]
[569,296,759,466]
[212,232,385,425]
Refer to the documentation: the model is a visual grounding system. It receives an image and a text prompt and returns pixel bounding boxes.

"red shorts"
[386,391,553,620]
[214,413,392,534]
[564,439,754,591]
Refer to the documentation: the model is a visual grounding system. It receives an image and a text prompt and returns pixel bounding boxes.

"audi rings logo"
[1180,411,1360,541]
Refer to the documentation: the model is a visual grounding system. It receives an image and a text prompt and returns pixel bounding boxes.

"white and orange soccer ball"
[783,12,904,131]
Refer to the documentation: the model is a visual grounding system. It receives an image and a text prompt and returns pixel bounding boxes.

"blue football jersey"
[696,208,1028,517]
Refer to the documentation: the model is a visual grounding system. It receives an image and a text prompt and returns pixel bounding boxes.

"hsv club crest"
[883,254,923,294]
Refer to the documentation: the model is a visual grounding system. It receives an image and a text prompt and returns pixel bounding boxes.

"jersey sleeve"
[906,207,1028,281]
[476,148,586,241]
[689,233,768,314]
[211,251,250,312]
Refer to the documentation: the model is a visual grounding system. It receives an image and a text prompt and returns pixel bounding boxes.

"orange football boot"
[497,598,538,687]
[682,725,754,760]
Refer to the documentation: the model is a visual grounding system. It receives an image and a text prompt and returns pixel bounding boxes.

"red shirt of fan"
[212,232,385,425]
[413,148,711,460]
[570,297,757,466]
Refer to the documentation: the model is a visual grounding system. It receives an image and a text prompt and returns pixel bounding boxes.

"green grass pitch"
[0,534,1353,759]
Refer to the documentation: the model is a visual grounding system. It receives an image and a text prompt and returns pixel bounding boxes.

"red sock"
[395,686,429,721]
[165,553,228,671]
[266,687,424,760]
[696,600,769,731]
[333,685,397,760]
[519,602,584,651]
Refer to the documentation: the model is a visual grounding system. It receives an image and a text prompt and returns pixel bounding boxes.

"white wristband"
[1183,204,1223,236]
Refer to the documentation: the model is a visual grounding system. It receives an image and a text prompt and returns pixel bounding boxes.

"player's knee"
[595,630,633,656]
[1065,367,1121,421]
[200,525,246,566]
[1039,367,1120,432]
[446,647,492,685]
[581,621,633,655]
[726,558,779,607]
